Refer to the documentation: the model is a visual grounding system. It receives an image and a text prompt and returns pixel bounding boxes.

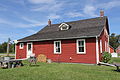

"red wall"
[98,27,109,61]
[16,38,97,64]
[109,46,114,53]
[16,43,27,59]
[116,46,120,54]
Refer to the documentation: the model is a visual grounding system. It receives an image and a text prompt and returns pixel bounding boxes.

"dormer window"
[59,23,70,30]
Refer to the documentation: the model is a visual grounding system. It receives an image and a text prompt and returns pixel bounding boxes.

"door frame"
[27,42,33,58]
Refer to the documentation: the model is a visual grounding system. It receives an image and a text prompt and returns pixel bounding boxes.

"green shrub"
[102,52,112,63]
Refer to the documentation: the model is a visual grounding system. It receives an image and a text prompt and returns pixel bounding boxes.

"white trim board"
[54,41,61,54]
[96,36,99,64]
[76,39,86,54]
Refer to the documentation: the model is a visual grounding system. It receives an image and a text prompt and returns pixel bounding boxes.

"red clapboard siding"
[16,43,27,59]
[16,38,97,64]
[98,27,109,61]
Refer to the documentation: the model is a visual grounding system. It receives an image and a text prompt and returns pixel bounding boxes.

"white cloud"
[83,5,98,17]
[0,18,47,28]
[0,4,7,11]
[21,16,40,23]
[27,29,37,34]
[28,0,55,4]
[0,33,13,43]
[67,12,84,18]
[66,5,98,18]
[97,1,120,10]
[47,14,61,19]
[31,2,64,13]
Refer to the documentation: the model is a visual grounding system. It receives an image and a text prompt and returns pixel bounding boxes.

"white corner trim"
[96,36,99,64]
[15,44,16,59]
[100,40,102,53]
[54,41,61,54]
[76,39,86,54]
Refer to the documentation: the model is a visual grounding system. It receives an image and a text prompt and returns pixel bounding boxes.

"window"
[77,39,86,54]
[59,23,70,30]
[19,43,24,49]
[54,41,61,54]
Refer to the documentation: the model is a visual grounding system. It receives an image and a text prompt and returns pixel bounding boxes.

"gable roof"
[18,16,109,42]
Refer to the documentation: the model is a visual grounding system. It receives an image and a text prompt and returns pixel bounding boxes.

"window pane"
[56,48,60,52]
[58,42,60,47]
[81,41,84,46]
[28,44,31,51]
[78,41,80,46]
[79,47,84,52]
[55,42,57,47]
[21,44,23,47]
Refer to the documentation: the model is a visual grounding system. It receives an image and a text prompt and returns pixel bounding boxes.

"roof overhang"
[17,36,97,43]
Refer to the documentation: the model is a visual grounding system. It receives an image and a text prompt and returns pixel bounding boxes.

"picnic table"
[0,59,23,68]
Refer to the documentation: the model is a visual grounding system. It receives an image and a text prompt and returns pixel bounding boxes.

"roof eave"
[17,36,97,43]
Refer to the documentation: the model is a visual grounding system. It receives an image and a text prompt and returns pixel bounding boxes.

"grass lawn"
[111,57,120,63]
[0,60,120,80]
[0,53,15,54]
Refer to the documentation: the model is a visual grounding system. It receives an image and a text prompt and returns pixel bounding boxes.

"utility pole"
[7,38,11,56]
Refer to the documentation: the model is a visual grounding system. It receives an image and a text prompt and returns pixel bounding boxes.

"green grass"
[111,57,120,63]
[0,61,120,80]
[0,53,15,54]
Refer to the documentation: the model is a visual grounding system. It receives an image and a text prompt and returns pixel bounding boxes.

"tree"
[109,33,120,51]
[0,42,15,53]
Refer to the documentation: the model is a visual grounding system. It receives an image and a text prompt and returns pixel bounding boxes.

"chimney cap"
[100,9,104,17]
[48,19,51,26]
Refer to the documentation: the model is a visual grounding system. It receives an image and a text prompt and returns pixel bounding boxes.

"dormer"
[59,23,70,30]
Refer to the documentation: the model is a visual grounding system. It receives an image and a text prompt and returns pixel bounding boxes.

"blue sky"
[0,0,120,43]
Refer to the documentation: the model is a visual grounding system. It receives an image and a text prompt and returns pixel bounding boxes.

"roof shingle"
[18,16,108,42]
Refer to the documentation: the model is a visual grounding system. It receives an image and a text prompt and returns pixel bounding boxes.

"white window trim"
[54,41,61,54]
[27,42,33,58]
[100,40,102,53]
[19,43,24,49]
[76,39,86,54]
[59,23,70,30]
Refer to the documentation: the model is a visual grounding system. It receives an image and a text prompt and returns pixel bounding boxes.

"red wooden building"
[109,45,114,53]
[116,45,120,54]
[15,11,110,64]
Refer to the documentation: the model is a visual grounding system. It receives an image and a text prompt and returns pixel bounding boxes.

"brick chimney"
[100,10,104,17]
[48,19,51,26]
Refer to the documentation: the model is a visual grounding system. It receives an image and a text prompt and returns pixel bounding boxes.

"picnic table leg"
[116,66,119,71]
[7,62,11,68]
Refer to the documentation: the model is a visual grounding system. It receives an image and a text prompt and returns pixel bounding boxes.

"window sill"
[19,48,23,49]
[77,52,86,54]
[54,53,61,54]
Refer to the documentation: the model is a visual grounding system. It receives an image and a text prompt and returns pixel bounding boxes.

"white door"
[27,43,33,58]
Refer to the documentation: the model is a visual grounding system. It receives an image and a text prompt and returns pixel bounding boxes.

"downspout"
[96,36,99,64]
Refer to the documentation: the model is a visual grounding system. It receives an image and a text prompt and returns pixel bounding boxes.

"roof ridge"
[47,16,107,26]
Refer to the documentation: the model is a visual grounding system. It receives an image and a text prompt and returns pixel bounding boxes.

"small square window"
[20,43,24,49]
